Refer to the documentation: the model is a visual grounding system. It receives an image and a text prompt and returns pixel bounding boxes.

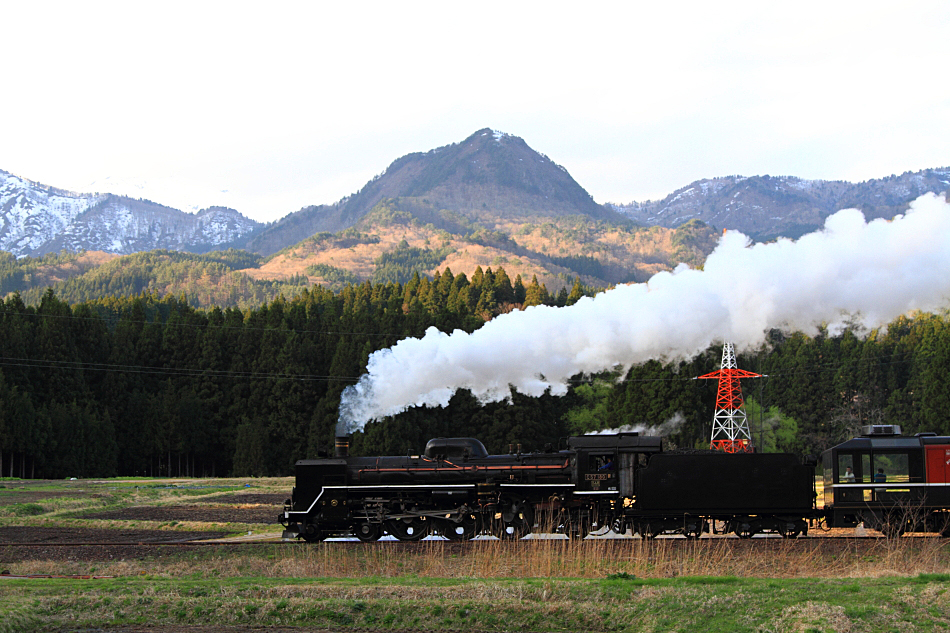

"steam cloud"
[584,412,686,437]
[339,193,950,434]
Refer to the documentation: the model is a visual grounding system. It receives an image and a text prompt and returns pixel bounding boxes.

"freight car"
[279,432,818,542]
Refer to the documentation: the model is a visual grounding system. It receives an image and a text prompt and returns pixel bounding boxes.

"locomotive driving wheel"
[441,513,478,541]
[493,501,532,540]
[386,517,429,541]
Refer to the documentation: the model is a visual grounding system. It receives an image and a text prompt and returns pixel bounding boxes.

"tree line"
[1,263,949,479]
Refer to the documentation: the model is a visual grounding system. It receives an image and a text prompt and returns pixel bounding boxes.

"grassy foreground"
[3,539,950,632]
[3,477,950,630]
[2,573,950,632]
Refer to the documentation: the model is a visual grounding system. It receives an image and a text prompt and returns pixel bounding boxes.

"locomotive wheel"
[493,514,529,540]
[387,517,429,541]
[301,523,325,543]
[500,520,529,540]
[355,521,382,542]
[497,502,532,540]
[442,514,477,541]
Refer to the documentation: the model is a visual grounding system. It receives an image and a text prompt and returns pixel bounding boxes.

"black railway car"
[631,451,815,538]
[279,432,820,541]
[822,425,950,537]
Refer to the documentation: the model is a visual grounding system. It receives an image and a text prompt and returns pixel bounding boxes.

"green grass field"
[2,573,950,632]
[2,476,950,631]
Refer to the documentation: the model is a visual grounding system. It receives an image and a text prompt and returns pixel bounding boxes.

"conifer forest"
[2,264,949,479]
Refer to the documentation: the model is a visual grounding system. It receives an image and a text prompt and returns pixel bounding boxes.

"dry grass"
[10,537,950,581]
[6,540,950,632]
[269,538,950,581]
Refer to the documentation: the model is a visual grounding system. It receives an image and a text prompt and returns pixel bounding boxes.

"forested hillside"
[252,200,720,294]
[2,268,949,479]
[2,249,310,309]
[1,210,719,307]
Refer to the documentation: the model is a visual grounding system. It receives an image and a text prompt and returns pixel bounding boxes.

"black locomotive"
[279,432,818,541]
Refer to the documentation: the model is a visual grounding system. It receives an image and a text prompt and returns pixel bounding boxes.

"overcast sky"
[2,1,948,223]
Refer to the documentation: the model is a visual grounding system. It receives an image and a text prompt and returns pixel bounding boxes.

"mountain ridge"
[2,130,949,308]
[4,132,949,259]
[0,169,263,258]
[611,169,950,240]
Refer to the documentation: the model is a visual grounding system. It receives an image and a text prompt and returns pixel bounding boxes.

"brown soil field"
[0,541,254,565]
[80,504,281,525]
[0,489,89,504]
[0,525,229,545]
[0,525,236,564]
[193,493,287,505]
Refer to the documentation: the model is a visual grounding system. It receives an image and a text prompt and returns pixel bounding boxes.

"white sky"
[2,1,948,223]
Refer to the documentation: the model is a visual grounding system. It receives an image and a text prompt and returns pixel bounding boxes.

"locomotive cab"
[567,433,662,496]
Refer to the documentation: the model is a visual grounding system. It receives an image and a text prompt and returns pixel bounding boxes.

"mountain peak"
[337,128,613,221]
[466,127,512,143]
[240,129,623,255]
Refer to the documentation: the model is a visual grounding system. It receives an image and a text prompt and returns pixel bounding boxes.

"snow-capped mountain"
[611,169,950,240]
[0,170,261,257]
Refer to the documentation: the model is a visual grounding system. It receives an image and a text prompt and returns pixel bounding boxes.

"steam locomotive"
[278,425,950,541]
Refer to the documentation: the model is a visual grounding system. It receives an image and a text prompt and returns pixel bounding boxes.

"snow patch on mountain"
[0,169,260,258]
[611,169,950,239]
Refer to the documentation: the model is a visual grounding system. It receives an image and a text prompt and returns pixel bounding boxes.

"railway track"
[0,533,943,547]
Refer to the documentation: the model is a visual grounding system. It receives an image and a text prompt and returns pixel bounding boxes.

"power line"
[0,356,363,383]
[0,305,440,338]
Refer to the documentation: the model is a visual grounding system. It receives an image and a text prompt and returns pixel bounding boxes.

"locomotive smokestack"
[335,436,350,458]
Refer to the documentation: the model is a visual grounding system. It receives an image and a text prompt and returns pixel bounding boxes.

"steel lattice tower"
[695,343,763,453]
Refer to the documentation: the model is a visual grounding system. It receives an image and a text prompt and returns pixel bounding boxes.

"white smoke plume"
[584,412,686,437]
[338,193,950,434]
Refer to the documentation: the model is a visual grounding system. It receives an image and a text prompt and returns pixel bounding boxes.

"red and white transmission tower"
[695,343,764,453]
